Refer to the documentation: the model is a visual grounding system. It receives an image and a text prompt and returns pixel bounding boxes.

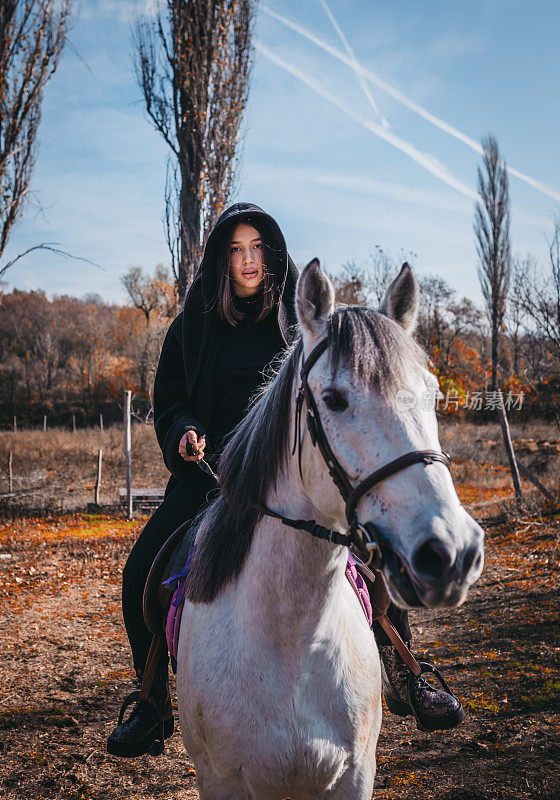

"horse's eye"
[322,390,348,412]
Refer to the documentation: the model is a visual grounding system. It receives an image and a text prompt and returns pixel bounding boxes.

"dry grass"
[439,419,560,509]
[0,419,558,517]
[0,425,168,515]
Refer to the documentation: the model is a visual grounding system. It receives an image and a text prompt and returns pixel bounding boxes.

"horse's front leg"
[318,718,379,800]
[320,756,376,800]
[192,754,253,800]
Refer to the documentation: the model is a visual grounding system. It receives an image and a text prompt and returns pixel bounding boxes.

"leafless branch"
[0,1,73,272]
[0,241,102,279]
[133,0,257,302]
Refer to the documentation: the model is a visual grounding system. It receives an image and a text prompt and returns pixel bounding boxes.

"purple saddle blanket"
[164,550,372,661]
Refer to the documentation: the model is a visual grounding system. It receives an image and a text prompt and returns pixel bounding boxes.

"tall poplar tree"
[474,134,511,391]
[0,0,72,279]
[134,0,256,303]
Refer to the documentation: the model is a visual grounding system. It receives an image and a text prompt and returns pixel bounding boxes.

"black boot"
[106,667,174,758]
[379,644,465,732]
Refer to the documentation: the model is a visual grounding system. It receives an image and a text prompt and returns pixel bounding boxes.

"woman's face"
[229,222,265,297]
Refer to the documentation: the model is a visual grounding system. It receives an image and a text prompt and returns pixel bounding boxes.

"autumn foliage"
[0,267,176,427]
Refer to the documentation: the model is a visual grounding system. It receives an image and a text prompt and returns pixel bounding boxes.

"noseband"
[260,337,451,567]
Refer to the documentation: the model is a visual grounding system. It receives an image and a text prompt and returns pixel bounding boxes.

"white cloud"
[248,163,472,214]
[82,0,163,24]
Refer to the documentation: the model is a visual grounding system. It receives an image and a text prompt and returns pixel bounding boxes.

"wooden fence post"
[43,414,47,432]
[124,390,133,520]
[8,451,13,493]
[498,392,523,508]
[515,458,554,503]
[72,413,76,433]
[13,415,17,433]
[99,413,104,435]
[95,448,103,506]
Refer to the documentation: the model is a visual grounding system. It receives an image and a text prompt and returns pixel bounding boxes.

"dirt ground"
[0,500,558,800]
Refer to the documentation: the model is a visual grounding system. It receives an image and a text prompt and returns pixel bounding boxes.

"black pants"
[122,469,411,674]
[122,470,216,673]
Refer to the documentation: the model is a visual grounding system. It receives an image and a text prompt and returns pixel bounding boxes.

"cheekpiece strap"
[300,337,330,378]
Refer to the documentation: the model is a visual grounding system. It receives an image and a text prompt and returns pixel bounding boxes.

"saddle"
[142,519,423,683]
[142,519,198,639]
[143,519,378,667]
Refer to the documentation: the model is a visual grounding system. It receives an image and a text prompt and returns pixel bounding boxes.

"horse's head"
[295,258,484,609]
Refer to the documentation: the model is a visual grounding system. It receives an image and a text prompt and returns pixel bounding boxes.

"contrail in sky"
[256,41,477,199]
[316,0,388,128]
[263,5,560,204]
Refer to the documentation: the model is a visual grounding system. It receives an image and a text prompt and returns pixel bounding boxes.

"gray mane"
[185,306,426,603]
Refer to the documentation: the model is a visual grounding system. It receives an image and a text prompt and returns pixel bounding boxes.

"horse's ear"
[379,262,419,333]
[296,258,335,338]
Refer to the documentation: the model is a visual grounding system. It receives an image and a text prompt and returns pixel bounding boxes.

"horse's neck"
[235,471,349,646]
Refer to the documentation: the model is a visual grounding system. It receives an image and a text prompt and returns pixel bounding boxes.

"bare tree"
[329,261,365,305]
[417,275,455,353]
[416,275,483,371]
[505,256,531,377]
[509,218,560,426]
[363,246,401,307]
[515,218,560,362]
[121,264,177,327]
[133,0,256,303]
[332,246,414,308]
[121,264,177,404]
[473,134,511,391]
[0,0,72,277]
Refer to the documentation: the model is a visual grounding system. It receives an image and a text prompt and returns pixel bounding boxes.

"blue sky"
[2,0,559,304]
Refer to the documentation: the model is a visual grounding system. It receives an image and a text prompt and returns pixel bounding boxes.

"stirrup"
[406,661,464,732]
[117,690,166,756]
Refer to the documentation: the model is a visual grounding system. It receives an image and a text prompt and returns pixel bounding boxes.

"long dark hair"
[215,216,281,325]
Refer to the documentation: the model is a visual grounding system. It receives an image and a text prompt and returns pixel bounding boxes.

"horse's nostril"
[462,545,480,575]
[412,538,454,581]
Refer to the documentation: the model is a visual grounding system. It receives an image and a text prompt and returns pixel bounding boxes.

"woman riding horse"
[107,202,463,758]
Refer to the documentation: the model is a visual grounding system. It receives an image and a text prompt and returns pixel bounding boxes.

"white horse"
[176,260,484,800]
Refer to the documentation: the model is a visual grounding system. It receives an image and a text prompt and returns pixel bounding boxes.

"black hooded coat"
[153,202,300,489]
[122,203,300,672]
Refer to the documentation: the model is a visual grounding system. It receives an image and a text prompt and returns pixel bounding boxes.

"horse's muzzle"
[381,518,485,609]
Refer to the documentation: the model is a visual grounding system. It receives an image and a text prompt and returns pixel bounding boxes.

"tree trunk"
[178,158,200,302]
[498,394,523,508]
[491,323,499,392]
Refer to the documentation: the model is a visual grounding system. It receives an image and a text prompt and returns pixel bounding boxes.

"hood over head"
[193,201,294,311]
[182,202,299,408]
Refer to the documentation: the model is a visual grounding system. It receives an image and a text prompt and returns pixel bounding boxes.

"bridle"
[259,337,451,567]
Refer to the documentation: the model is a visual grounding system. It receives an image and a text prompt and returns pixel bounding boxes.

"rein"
[259,337,452,567]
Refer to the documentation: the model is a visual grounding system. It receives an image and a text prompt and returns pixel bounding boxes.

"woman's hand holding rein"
[179,430,206,461]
